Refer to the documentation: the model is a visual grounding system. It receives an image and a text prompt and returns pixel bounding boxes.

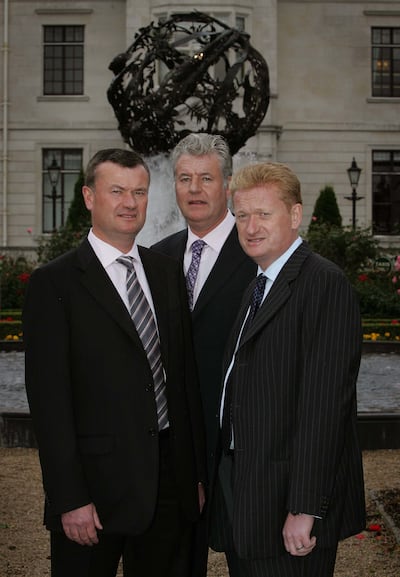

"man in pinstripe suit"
[210,162,366,577]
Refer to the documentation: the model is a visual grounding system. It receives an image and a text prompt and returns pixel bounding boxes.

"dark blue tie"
[247,273,267,323]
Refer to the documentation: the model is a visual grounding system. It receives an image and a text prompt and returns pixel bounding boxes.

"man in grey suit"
[152,133,256,576]
[24,149,206,577]
[211,162,366,577]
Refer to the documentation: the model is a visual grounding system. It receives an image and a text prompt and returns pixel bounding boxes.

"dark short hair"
[85,148,150,188]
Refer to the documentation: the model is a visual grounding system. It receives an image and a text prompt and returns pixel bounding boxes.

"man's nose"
[122,191,138,207]
[188,176,201,193]
[246,214,259,233]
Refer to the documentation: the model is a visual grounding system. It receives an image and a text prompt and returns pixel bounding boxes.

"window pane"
[372,28,381,44]
[64,151,82,170]
[235,16,245,32]
[382,29,391,44]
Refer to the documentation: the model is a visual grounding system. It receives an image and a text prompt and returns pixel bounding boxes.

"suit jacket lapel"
[162,230,187,261]
[155,227,254,321]
[76,240,145,350]
[193,227,252,319]
[236,242,312,347]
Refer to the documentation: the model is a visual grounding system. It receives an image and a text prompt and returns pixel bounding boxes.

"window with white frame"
[43,25,84,95]
[372,150,400,235]
[371,27,400,97]
[42,149,83,232]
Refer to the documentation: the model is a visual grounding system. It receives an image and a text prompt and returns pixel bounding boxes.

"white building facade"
[1,0,399,249]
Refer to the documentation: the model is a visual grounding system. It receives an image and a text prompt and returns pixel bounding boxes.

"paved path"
[1,351,400,414]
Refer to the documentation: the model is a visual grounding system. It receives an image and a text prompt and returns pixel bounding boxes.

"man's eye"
[111,189,122,194]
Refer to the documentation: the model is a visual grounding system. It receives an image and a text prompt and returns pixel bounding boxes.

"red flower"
[358,274,369,282]
[18,272,30,283]
[367,523,382,532]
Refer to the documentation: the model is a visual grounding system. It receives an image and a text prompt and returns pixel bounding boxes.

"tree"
[66,169,91,231]
[309,185,342,229]
[36,170,90,264]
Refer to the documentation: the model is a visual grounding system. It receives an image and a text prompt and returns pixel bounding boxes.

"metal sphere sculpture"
[107,12,270,155]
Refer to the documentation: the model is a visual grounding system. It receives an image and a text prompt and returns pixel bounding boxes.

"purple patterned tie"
[117,256,169,430]
[186,239,206,310]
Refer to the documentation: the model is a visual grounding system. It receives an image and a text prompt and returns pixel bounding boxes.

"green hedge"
[1,314,399,343]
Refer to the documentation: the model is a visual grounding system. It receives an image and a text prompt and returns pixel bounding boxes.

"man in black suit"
[152,133,256,576]
[23,148,206,577]
[211,161,366,577]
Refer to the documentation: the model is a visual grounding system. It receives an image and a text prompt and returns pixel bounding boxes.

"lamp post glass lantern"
[46,155,62,231]
[345,157,363,229]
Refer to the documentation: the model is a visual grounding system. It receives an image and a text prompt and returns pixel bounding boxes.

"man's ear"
[82,186,94,211]
[291,203,303,229]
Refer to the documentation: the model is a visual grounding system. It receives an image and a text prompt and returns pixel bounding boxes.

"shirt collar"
[187,210,235,253]
[259,236,303,281]
[88,229,140,268]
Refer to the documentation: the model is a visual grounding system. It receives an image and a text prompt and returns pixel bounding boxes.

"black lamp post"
[46,156,61,231]
[345,157,363,229]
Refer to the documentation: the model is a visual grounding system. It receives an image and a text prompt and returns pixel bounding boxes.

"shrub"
[66,169,91,230]
[36,227,88,264]
[309,185,342,229]
[0,255,36,309]
[354,270,400,317]
[305,223,379,283]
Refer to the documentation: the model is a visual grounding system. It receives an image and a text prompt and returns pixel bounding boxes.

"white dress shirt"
[87,229,157,318]
[184,211,236,308]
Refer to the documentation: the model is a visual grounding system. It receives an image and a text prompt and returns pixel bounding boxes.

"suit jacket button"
[148,428,157,436]
[146,383,153,392]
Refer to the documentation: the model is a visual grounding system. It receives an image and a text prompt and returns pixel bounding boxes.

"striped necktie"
[116,256,169,430]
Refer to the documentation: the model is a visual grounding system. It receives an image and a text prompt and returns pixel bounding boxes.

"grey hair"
[171,133,232,181]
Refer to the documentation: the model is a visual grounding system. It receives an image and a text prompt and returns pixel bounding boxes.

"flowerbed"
[363,319,400,342]
[1,312,400,344]
[0,311,23,341]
